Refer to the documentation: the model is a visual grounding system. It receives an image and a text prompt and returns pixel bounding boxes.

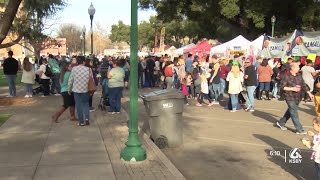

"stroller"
[98,78,110,111]
[32,74,43,95]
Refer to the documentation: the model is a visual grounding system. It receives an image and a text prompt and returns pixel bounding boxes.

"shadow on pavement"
[254,134,315,180]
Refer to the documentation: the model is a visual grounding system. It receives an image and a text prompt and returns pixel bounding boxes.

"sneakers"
[85,120,90,126]
[24,95,30,98]
[296,131,307,135]
[245,107,251,112]
[116,112,120,114]
[108,111,116,114]
[77,122,85,126]
[211,101,219,105]
[208,102,214,107]
[6,95,13,98]
[54,93,61,96]
[276,122,288,130]
[89,107,96,112]
[196,103,203,107]
[230,109,237,113]
[249,108,255,112]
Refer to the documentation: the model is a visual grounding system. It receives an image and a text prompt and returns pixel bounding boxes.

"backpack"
[164,66,174,77]
[44,65,52,77]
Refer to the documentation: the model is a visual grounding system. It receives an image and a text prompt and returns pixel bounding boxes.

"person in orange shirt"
[257,58,273,100]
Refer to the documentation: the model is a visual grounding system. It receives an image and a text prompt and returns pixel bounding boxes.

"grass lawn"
[0,71,22,87]
[0,114,11,126]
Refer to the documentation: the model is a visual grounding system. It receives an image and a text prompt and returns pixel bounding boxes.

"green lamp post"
[88,2,95,55]
[271,15,276,37]
[80,34,84,55]
[120,0,146,162]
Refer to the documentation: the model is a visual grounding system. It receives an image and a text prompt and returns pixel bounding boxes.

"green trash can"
[141,89,185,148]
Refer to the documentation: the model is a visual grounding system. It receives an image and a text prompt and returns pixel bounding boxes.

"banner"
[290,31,320,56]
[261,32,295,59]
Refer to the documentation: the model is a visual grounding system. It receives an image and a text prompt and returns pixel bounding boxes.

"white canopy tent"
[210,35,251,57]
[173,43,196,56]
[247,35,264,57]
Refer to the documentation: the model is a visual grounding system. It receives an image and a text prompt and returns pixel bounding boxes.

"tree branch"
[0,0,23,45]
[0,34,23,48]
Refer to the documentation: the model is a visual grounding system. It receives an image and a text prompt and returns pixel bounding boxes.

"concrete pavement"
[0,87,185,180]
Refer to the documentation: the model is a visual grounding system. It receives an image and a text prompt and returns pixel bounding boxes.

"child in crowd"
[186,73,193,98]
[181,78,189,105]
[196,74,214,107]
[302,117,320,180]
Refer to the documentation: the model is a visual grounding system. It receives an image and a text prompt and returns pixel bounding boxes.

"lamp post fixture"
[80,34,84,55]
[82,25,86,56]
[88,2,95,55]
[271,15,276,37]
[120,0,146,162]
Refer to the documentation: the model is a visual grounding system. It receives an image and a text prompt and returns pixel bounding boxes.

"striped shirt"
[68,65,92,93]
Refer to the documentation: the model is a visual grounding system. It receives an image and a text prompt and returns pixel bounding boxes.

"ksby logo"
[287,148,302,163]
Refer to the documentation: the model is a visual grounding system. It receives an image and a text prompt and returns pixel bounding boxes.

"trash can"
[141,89,185,148]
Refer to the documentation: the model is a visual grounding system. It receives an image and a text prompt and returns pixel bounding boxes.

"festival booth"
[183,40,212,57]
[210,35,251,58]
[173,43,196,57]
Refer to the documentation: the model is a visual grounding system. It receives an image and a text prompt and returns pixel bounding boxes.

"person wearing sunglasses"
[244,58,257,112]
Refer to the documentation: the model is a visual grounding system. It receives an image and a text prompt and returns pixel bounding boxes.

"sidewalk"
[0,88,185,180]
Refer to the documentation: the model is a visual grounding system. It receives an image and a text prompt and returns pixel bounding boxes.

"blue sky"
[52,0,156,35]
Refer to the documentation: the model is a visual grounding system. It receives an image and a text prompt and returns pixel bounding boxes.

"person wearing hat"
[2,50,19,97]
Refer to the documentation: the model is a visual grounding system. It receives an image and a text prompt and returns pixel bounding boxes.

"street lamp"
[88,2,95,55]
[82,25,86,56]
[120,0,146,162]
[271,15,276,37]
[80,34,84,55]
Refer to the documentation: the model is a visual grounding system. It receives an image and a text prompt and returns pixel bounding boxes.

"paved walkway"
[0,87,185,180]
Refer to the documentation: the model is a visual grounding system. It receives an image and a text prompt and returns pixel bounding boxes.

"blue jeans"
[259,82,271,91]
[109,87,123,112]
[315,162,320,180]
[74,92,90,123]
[220,78,226,96]
[209,83,220,101]
[5,75,16,96]
[278,101,304,132]
[24,84,33,94]
[51,73,61,94]
[230,94,239,110]
[272,81,279,97]
[246,86,256,108]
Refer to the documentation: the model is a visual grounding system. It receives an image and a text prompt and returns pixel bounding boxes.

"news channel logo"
[269,148,302,163]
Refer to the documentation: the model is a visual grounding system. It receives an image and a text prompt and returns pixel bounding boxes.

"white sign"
[162,103,173,109]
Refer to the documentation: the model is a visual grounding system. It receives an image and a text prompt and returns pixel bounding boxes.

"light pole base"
[120,133,146,161]
[120,146,146,162]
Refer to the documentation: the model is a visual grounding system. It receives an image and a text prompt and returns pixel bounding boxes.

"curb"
[122,108,186,180]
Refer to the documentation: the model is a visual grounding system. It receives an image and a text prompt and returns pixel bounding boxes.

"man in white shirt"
[37,59,51,97]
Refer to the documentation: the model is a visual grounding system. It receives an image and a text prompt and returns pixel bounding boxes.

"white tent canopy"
[210,35,251,56]
[173,43,196,56]
[247,35,264,57]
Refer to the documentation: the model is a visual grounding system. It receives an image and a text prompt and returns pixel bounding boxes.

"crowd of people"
[4,50,320,178]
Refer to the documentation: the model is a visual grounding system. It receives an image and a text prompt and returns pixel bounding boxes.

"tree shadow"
[253,134,315,180]
[299,104,316,116]
[252,109,297,132]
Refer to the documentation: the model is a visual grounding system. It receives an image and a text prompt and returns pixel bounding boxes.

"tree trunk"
[0,0,23,45]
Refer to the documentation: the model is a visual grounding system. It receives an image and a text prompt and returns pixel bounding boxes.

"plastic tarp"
[183,40,212,56]
[173,43,196,56]
[210,35,251,56]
